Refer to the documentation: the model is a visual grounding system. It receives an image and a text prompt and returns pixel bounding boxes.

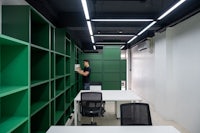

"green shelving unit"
[12,121,28,133]
[31,83,49,116]
[0,90,28,133]
[51,53,55,79]
[51,81,55,99]
[31,47,49,86]
[66,57,70,75]
[65,89,71,109]
[55,29,65,54]
[31,10,49,49]
[0,34,29,133]
[55,77,65,96]
[2,6,30,42]
[55,94,64,124]
[1,5,82,133]
[66,37,71,56]
[55,54,65,78]
[31,105,50,133]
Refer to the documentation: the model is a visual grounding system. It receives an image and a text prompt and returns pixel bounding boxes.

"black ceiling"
[25,0,200,50]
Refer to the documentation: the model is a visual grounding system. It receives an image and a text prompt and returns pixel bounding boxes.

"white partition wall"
[130,12,200,133]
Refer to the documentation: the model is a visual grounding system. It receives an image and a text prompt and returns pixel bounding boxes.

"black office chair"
[80,92,105,125]
[120,103,152,126]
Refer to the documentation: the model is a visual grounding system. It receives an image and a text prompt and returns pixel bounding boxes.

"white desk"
[47,126,181,133]
[74,90,142,126]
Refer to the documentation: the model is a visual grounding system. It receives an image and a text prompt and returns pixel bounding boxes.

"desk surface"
[47,126,180,133]
[74,90,142,101]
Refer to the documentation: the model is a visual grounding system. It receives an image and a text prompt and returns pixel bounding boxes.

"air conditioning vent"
[137,38,154,53]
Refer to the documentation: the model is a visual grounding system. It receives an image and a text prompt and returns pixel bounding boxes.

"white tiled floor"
[77,102,189,133]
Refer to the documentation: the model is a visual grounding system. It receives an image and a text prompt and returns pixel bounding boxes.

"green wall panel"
[90,73,102,82]
[103,60,120,72]
[83,53,102,60]
[121,72,126,80]
[83,46,126,90]
[90,60,102,72]
[120,60,126,72]
[102,81,121,90]
[103,46,120,60]
[103,73,120,81]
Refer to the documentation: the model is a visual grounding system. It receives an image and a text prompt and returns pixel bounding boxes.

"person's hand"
[76,67,81,72]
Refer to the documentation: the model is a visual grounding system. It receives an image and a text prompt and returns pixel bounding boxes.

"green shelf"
[55,29,65,54]
[51,53,55,79]
[66,57,70,75]
[55,111,64,123]
[31,47,49,84]
[12,121,28,133]
[66,37,71,56]
[31,102,49,116]
[0,90,28,132]
[31,10,50,49]
[51,81,55,99]
[55,54,65,77]
[0,86,28,98]
[56,114,65,125]
[55,94,64,123]
[2,6,30,42]
[51,27,55,51]
[51,101,55,124]
[55,77,64,97]
[31,80,49,87]
[31,83,49,115]
[0,34,29,46]
[0,117,28,133]
[31,105,50,133]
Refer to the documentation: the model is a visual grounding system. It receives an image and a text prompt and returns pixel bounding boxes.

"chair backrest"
[80,92,103,117]
[120,103,152,125]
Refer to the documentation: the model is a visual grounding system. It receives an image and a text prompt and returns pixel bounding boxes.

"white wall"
[130,12,200,133]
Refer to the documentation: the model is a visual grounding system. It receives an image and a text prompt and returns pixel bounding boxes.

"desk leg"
[74,101,78,126]
[114,101,117,117]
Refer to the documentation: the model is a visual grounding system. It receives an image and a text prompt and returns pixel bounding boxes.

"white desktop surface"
[74,90,142,101]
[47,126,181,133]
[74,90,142,125]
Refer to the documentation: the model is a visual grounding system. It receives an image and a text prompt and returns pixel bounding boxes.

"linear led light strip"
[92,19,153,22]
[127,0,186,44]
[81,0,90,20]
[95,42,126,45]
[81,0,96,50]
[94,34,135,37]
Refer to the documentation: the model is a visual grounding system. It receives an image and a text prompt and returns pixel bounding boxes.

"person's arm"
[77,68,89,76]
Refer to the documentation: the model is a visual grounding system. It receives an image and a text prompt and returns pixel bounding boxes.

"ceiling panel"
[25,0,200,50]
